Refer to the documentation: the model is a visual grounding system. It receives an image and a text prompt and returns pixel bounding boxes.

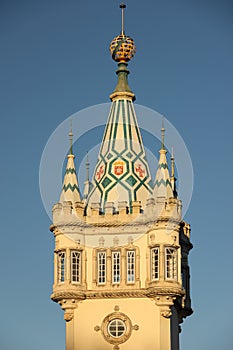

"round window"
[108,318,126,338]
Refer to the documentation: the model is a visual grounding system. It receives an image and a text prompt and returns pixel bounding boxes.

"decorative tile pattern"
[87,99,153,210]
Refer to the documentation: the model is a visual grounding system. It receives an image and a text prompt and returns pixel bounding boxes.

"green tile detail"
[155,179,172,187]
[126,175,137,187]
[65,168,76,174]
[102,177,112,188]
[126,152,133,159]
[158,163,168,169]
[107,153,113,160]
[63,183,79,192]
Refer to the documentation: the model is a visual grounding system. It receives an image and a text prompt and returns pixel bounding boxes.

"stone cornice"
[51,286,184,302]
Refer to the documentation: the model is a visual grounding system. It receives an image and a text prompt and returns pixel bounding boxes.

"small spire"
[170,146,178,198]
[86,152,90,182]
[120,3,126,35]
[69,119,73,155]
[161,116,165,150]
[83,152,93,203]
[171,146,175,177]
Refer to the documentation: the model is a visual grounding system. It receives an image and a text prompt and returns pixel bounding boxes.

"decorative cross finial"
[69,119,73,155]
[161,116,165,150]
[120,3,126,35]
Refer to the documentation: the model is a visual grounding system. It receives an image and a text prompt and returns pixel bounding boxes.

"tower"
[50,5,193,350]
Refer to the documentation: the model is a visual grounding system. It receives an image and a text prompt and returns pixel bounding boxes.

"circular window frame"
[101,311,132,345]
[108,318,126,338]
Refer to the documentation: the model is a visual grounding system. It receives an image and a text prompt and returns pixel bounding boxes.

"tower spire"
[87,5,153,211]
[109,4,136,100]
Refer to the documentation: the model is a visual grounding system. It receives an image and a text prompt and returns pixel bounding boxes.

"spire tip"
[69,119,73,155]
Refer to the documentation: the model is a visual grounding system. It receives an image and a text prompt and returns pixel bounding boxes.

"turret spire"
[59,128,82,204]
[153,119,174,200]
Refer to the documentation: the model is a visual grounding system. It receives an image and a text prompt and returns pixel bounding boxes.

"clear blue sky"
[1,1,233,349]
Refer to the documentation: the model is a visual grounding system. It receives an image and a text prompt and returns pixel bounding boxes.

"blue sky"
[1,1,233,349]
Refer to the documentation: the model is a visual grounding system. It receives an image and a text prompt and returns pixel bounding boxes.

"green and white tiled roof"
[87,98,153,211]
[60,154,82,204]
[153,149,174,199]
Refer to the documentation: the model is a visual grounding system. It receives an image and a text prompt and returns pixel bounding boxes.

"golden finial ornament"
[110,4,136,62]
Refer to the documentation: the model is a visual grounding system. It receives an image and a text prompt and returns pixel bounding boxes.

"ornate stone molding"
[161,310,172,318]
[51,291,86,303]
[94,306,139,348]
[64,311,74,322]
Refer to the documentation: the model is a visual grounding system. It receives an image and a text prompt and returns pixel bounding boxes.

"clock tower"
[50,5,193,350]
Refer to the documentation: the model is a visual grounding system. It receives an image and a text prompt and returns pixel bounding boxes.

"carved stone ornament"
[100,306,136,346]
[64,312,73,322]
[161,310,172,318]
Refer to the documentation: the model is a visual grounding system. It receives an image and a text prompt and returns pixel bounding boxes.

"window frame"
[70,250,82,283]
[57,250,66,283]
[97,250,107,285]
[165,247,177,281]
[126,250,136,284]
[151,247,159,281]
[112,251,121,284]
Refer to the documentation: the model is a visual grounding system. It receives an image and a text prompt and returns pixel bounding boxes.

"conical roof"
[60,129,82,204]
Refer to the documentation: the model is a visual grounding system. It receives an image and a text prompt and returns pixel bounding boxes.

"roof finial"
[69,119,73,155]
[171,146,175,177]
[120,3,126,35]
[161,116,165,150]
